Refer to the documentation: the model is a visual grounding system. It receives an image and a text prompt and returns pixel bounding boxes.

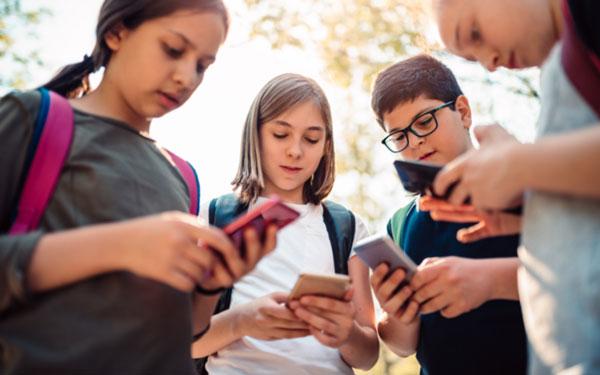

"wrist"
[231,306,248,338]
[509,142,532,192]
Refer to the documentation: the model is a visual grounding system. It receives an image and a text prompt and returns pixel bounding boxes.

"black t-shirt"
[397,205,527,375]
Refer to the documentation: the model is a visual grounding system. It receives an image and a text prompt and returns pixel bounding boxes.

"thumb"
[473,124,496,144]
[456,222,489,243]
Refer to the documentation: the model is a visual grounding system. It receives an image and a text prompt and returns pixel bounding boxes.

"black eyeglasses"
[381,100,456,153]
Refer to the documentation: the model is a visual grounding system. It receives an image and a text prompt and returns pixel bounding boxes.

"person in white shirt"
[192,73,379,374]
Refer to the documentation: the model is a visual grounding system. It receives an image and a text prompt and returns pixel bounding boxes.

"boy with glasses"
[369,54,527,375]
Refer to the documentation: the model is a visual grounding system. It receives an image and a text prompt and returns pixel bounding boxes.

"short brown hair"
[232,73,335,205]
[371,54,463,129]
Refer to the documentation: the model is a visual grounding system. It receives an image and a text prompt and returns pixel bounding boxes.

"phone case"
[353,235,418,280]
[393,159,444,197]
[223,197,300,255]
[288,273,351,300]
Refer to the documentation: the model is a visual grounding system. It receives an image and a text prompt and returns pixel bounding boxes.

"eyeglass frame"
[380,100,457,153]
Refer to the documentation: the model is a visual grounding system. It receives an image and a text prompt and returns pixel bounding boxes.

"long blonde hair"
[232,73,335,205]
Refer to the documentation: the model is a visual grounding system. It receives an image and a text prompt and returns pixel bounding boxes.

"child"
[430,0,600,373]
[0,1,276,373]
[191,73,380,374]
[369,55,527,375]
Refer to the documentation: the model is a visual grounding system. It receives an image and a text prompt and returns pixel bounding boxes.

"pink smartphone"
[223,196,300,256]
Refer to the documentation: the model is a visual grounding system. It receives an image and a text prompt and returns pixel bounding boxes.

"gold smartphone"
[288,273,351,301]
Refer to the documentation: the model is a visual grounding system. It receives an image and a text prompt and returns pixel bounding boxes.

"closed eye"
[162,43,184,58]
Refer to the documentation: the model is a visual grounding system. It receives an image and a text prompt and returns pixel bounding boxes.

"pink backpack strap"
[166,151,200,216]
[10,90,74,235]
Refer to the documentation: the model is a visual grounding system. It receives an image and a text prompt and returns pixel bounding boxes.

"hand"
[234,292,310,340]
[198,224,278,291]
[433,124,524,210]
[288,289,357,348]
[420,196,522,242]
[370,263,419,325]
[410,257,493,318]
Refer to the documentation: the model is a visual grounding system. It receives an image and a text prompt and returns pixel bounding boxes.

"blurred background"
[1,1,540,373]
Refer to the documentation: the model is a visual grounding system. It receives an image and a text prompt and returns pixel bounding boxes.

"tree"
[0,0,48,92]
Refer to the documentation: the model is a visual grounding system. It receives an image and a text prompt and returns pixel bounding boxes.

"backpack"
[9,88,199,235]
[386,198,417,244]
[195,193,356,374]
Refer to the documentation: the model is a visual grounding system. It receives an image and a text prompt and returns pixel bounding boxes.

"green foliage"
[0,0,49,91]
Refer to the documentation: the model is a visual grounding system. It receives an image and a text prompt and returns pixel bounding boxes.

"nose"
[406,131,425,150]
[483,51,500,72]
[286,139,303,159]
[173,59,201,90]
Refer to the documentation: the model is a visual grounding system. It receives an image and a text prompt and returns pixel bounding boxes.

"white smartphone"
[353,234,418,280]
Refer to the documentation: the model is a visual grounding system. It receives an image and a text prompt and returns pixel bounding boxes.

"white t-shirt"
[202,196,369,375]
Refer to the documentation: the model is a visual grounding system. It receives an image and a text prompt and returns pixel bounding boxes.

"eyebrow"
[391,105,439,133]
[272,120,324,132]
[167,30,216,62]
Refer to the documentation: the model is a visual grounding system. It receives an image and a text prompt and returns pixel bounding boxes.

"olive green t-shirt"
[0,91,197,374]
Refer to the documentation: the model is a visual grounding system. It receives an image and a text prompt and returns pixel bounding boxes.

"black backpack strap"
[322,201,356,275]
[196,194,247,375]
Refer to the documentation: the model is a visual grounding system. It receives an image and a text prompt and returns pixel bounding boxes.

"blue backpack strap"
[322,200,356,275]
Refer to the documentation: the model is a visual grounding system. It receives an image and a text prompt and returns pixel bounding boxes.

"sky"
[14,0,540,229]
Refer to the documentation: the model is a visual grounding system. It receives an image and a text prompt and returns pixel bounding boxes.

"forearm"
[27,223,128,292]
[482,257,520,301]
[514,126,600,198]
[192,293,221,334]
[191,308,243,358]
[339,322,379,370]
[377,314,420,358]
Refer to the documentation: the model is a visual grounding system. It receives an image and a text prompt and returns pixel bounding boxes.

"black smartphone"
[393,159,454,199]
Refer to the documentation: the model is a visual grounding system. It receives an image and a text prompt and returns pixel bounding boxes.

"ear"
[454,95,472,130]
[104,23,129,52]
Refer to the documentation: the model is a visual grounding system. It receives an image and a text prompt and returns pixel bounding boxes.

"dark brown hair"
[371,54,463,129]
[43,0,229,98]
[232,73,335,205]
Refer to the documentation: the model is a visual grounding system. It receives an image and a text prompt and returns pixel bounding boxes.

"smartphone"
[353,234,418,280]
[223,197,300,256]
[288,273,351,301]
[393,159,453,199]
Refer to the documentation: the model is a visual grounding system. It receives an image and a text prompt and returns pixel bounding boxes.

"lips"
[419,151,436,161]
[280,165,302,173]
[158,91,182,110]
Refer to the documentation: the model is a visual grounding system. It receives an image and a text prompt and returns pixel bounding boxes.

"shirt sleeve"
[0,91,44,312]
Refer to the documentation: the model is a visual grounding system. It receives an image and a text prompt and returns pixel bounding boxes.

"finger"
[433,157,466,198]
[185,244,216,271]
[308,326,339,347]
[263,305,305,322]
[204,257,234,288]
[375,268,407,303]
[456,222,490,243]
[419,292,453,315]
[293,306,338,333]
[398,300,420,324]
[242,227,261,269]
[381,285,413,315]
[193,226,245,278]
[420,196,475,213]
[440,304,465,319]
[299,295,352,315]
[446,180,470,207]
[167,269,195,292]
[343,287,354,302]
[270,328,311,339]
[412,278,445,304]
[175,256,207,285]
[429,209,481,223]
[263,224,278,255]
[270,291,291,304]
[370,263,391,289]
[410,265,439,290]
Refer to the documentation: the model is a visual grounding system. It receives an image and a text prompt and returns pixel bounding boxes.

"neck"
[550,0,564,41]
[70,79,151,135]
[261,183,305,205]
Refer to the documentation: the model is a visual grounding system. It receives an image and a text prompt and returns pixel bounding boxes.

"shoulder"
[321,200,370,242]
[0,90,42,129]
[386,199,417,240]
